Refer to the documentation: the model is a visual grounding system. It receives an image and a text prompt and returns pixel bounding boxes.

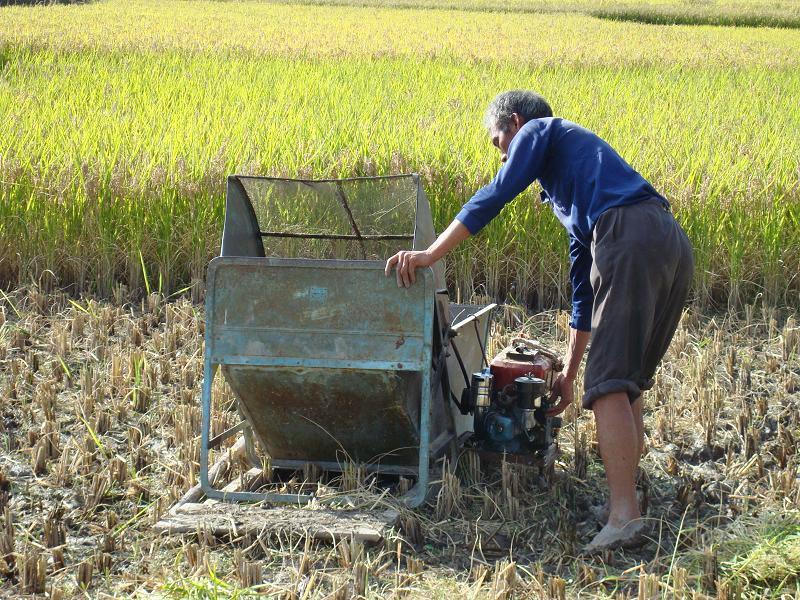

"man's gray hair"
[484,90,553,133]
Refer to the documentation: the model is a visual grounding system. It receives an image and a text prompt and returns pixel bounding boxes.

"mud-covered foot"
[581,519,647,554]
[589,491,645,526]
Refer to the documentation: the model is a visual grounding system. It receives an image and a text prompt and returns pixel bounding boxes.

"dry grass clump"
[0,287,797,598]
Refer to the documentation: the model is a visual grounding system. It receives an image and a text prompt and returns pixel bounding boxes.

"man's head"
[484,90,552,162]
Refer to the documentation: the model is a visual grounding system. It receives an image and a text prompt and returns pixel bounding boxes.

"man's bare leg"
[592,394,644,523]
[593,391,640,528]
[583,391,646,551]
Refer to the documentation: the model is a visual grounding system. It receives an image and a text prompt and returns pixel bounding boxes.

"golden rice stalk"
[435,460,462,520]
[77,560,93,590]
[637,571,660,600]
[0,507,15,577]
[42,506,65,548]
[31,441,47,476]
[51,547,65,573]
[702,545,719,593]
[490,559,517,600]
[337,537,364,570]
[547,575,566,600]
[234,548,262,589]
[84,472,110,510]
[399,514,423,547]
[352,555,368,598]
[341,462,365,493]
[19,548,46,594]
[94,550,113,576]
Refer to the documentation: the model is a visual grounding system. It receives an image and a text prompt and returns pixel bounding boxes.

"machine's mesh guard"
[238,176,417,260]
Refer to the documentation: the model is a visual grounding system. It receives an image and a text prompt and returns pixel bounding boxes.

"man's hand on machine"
[385,250,435,288]
[547,371,574,416]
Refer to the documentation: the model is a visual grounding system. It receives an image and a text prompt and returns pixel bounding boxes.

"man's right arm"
[387,119,554,286]
[455,120,552,235]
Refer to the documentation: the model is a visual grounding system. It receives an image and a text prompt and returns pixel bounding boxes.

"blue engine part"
[471,371,561,457]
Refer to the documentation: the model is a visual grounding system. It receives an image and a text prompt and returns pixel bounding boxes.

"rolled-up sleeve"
[569,235,594,331]
[455,120,551,234]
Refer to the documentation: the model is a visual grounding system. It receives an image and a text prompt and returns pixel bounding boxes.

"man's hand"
[547,371,574,416]
[385,250,434,288]
[549,327,589,416]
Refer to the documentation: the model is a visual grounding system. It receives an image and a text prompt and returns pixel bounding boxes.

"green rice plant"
[589,3,800,28]
[725,528,800,590]
[26,0,800,29]
[3,1,800,67]
[163,569,264,599]
[0,1,798,308]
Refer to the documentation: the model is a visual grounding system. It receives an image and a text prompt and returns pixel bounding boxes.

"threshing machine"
[200,174,563,507]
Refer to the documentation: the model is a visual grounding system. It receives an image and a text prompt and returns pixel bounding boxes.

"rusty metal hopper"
[200,175,493,506]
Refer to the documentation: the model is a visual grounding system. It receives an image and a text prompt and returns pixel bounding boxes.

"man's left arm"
[548,235,593,415]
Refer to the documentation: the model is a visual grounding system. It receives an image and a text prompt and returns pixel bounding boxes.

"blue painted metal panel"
[212,357,426,370]
[201,257,438,506]
[208,258,428,365]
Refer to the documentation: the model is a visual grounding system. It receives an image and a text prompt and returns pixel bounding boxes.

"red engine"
[464,338,564,457]
[490,338,561,392]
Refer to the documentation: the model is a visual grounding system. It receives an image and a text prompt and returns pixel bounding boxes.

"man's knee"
[591,391,635,416]
[583,379,640,410]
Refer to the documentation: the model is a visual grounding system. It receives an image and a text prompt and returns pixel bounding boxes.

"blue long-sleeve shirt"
[456,117,666,331]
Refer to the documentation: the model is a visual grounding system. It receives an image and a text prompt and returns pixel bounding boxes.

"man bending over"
[385,90,694,552]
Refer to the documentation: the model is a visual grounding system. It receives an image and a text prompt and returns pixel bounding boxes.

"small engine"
[464,339,563,457]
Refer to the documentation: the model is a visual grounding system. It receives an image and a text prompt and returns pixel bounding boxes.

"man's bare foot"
[589,490,645,525]
[581,519,647,554]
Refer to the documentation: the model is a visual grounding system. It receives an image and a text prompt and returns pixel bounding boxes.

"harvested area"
[0,288,798,598]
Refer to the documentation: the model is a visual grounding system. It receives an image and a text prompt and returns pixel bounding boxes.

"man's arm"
[425,219,472,263]
[547,235,594,415]
[562,326,591,382]
[547,326,591,416]
[567,235,594,332]
[386,120,553,286]
[455,121,551,235]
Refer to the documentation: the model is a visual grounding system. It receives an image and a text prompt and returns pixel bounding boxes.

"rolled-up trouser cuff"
[582,378,641,409]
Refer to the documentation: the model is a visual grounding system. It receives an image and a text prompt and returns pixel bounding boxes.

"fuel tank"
[489,339,562,393]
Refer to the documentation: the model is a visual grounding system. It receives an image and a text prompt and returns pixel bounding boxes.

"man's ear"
[511,112,523,130]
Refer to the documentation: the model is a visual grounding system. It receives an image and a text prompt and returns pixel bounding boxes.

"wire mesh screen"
[237,175,418,260]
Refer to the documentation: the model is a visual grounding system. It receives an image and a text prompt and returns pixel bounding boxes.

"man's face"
[490,112,524,163]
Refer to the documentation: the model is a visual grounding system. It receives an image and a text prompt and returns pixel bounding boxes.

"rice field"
[256,0,800,29]
[1,0,799,598]
[0,0,799,308]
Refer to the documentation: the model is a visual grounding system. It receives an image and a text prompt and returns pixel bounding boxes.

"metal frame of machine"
[200,259,438,507]
[197,174,494,508]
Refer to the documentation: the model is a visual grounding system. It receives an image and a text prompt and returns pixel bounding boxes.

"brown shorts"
[582,198,694,409]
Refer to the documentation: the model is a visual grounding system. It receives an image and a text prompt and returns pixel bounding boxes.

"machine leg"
[407,367,431,508]
[199,361,216,497]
